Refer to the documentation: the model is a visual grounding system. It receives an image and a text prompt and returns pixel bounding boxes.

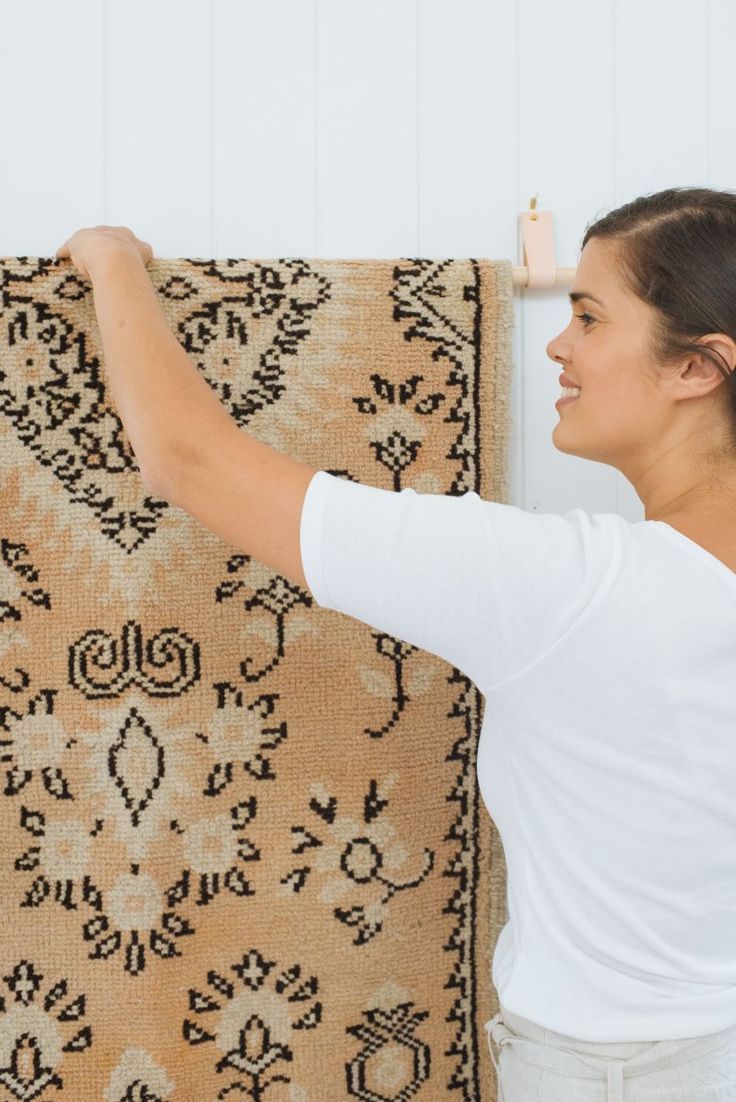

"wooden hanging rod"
[511,265,576,288]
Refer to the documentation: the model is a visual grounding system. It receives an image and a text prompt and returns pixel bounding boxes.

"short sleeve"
[299,470,621,694]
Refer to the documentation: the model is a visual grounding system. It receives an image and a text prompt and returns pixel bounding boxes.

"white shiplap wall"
[1,0,733,522]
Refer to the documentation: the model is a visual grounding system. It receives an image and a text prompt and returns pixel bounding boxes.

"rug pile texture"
[0,254,513,1100]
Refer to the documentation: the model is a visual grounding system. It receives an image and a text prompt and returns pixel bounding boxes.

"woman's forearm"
[85,245,234,494]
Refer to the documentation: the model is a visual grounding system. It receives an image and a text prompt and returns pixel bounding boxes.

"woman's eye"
[575,312,595,328]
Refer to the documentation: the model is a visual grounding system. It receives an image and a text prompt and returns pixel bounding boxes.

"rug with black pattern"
[0,254,512,1101]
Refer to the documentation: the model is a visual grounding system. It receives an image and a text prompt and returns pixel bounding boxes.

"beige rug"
[0,255,513,1101]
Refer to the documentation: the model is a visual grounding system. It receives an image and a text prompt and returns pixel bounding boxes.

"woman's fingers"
[54,226,153,278]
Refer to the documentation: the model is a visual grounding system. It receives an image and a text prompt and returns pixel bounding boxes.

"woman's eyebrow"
[569,291,605,307]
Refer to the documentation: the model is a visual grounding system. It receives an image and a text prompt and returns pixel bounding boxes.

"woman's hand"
[55,225,154,281]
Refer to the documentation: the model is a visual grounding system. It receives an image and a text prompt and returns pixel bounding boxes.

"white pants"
[485,1002,736,1101]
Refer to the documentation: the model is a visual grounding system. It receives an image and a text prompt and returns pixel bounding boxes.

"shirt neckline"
[654,520,736,584]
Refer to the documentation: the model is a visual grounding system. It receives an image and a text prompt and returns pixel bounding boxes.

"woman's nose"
[546,334,565,361]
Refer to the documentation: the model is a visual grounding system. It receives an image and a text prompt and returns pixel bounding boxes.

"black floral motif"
[1,689,74,799]
[216,553,314,683]
[183,948,321,1098]
[345,999,431,1100]
[281,776,434,946]
[0,959,92,1097]
[196,693,289,795]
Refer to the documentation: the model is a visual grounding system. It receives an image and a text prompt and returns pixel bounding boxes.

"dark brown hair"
[580,186,736,458]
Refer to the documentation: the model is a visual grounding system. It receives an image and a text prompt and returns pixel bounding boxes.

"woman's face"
[546,237,663,476]
[545,236,736,517]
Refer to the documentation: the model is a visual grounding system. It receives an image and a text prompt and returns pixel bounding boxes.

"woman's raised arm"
[56,226,318,590]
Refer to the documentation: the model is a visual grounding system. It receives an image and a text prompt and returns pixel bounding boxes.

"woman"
[56,186,736,1100]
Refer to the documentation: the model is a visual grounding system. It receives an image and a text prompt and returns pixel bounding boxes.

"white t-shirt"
[299,469,736,1042]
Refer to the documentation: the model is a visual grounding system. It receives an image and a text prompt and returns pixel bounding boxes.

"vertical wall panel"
[516,0,620,519]
[615,0,709,203]
[213,0,316,259]
[317,0,417,257]
[417,0,517,260]
[0,0,103,257]
[106,0,211,258]
[708,0,736,190]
